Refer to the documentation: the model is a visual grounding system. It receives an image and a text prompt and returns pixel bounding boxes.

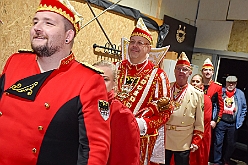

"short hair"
[63,17,74,32]
[93,60,117,82]
[63,17,75,45]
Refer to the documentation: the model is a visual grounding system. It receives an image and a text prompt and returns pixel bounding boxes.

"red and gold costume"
[0,52,110,165]
[107,90,140,165]
[116,59,172,164]
[190,94,212,165]
[204,80,224,122]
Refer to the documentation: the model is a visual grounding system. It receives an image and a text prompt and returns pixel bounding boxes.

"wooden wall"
[0,0,158,71]
[228,20,248,53]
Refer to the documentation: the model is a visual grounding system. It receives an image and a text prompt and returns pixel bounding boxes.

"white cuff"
[136,118,147,136]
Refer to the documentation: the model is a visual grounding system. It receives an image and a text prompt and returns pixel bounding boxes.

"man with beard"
[115,18,173,165]
[201,58,224,163]
[163,52,204,165]
[0,0,110,165]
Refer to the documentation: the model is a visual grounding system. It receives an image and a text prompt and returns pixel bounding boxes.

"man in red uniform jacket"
[202,58,224,127]
[115,18,173,165]
[0,0,110,164]
[201,58,224,163]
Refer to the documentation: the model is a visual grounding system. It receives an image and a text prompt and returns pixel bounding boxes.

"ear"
[147,45,152,52]
[65,29,75,43]
[189,70,192,76]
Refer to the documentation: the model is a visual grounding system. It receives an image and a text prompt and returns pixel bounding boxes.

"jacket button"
[38,126,43,131]
[5,92,9,95]
[181,121,184,124]
[0,112,2,116]
[32,148,37,153]
[44,103,50,109]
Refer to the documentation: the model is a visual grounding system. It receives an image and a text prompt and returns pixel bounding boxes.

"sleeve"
[136,70,173,135]
[216,85,224,122]
[239,90,247,125]
[78,74,110,165]
[0,54,15,99]
[192,91,204,146]
[108,100,140,165]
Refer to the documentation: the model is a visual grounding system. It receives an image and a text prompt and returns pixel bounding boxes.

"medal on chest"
[118,76,139,100]
[171,83,188,110]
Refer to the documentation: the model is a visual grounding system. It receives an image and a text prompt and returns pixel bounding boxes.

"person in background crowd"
[201,58,224,163]
[213,76,247,165]
[0,0,111,164]
[202,58,224,127]
[93,60,140,165]
[190,74,212,165]
[163,52,204,165]
[115,17,173,165]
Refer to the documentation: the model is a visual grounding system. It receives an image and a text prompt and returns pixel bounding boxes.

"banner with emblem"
[162,15,197,61]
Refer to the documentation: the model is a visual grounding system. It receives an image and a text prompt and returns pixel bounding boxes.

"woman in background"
[190,74,212,165]
[93,60,140,165]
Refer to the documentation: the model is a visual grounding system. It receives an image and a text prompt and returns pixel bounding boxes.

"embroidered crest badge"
[98,100,110,121]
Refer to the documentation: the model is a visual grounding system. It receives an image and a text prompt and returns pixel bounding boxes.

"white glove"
[190,144,198,152]
[136,118,147,136]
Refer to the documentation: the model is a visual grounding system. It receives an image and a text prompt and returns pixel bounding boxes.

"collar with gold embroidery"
[60,52,75,66]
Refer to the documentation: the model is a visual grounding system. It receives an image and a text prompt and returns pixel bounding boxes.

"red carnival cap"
[176,52,191,67]
[131,18,153,44]
[202,58,214,70]
[36,0,83,34]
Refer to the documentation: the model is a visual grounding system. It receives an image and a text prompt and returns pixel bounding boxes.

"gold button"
[183,114,186,116]
[181,121,184,124]
[44,103,50,109]
[38,126,43,131]
[0,112,2,116]
[5,92,9,95]
[32,148,37,153]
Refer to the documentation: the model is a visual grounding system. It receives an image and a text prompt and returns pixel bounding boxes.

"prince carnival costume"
[116,18,173,165]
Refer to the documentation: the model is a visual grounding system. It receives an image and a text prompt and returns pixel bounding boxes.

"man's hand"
[190,144,198,152]
[210,121,217,128]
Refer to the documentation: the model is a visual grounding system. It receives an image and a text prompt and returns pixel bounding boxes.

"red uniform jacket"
[107,90,140,165]
[0,52,110,165]
[190,94,212,165]
[204,80,224,122]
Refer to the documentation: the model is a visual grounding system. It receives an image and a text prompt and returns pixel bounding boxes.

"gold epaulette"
[214,81,222,86]
[18,49,34,53]
[193,86,203,92]
[81,62,104,74]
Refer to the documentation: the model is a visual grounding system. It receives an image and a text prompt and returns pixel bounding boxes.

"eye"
[33,20,38,25]
[129,40,136,45]
[137,41,145,46]
[46,21,54,25]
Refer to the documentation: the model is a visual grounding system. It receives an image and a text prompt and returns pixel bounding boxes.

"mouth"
[33,35,47,40]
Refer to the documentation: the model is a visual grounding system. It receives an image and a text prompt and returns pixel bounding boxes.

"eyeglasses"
[175,67,190,72]
[129,40,150,47]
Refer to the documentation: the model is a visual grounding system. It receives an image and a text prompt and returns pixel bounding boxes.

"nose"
[32,22,42,33]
